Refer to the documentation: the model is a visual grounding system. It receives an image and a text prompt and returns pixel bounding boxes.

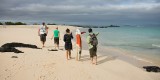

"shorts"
[40,34,46,42]
[54,37,59,45]
[89,46,97,58]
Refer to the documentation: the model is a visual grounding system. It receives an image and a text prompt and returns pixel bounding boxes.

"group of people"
[38,22,99,65]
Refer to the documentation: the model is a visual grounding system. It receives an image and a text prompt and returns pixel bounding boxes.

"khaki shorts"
[89,46,97,58]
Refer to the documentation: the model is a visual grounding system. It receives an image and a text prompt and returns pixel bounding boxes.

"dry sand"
[0,25,160,80]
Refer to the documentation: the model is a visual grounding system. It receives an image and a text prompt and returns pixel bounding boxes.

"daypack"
[89,33,98,46]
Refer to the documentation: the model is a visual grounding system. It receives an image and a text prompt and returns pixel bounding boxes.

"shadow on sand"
[80,55,90,62]
[97,56,117,65]
[80,55,117,65]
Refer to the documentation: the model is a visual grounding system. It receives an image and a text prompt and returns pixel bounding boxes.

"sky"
[0,0,160,25]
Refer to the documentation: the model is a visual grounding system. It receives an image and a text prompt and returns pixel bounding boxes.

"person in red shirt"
[76,28,85,61]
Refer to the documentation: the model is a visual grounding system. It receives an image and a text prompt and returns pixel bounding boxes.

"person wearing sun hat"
[76,28,86,61]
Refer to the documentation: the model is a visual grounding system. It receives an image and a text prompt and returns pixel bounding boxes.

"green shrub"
[47,23,57,25]
[0,22,3,25]
[5,22,26,25]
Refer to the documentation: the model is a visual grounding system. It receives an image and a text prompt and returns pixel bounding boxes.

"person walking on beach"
[51,27,60,50]
[87,28,99,65]
[64,28,73,60]
[38,22,48,47]
[75,28,86,61]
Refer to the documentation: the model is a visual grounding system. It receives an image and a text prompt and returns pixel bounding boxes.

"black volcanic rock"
[0,42,40,53]
[143,66,160,72]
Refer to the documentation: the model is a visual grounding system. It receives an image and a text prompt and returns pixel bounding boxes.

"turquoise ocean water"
[79,25,160,66]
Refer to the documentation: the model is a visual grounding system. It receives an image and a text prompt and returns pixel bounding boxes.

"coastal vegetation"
[47,23,57,25]
[70,24,120,28]
[0,21,120,28]
[0,22,27,25]
[33,23,39,25]
[0,22,3,25]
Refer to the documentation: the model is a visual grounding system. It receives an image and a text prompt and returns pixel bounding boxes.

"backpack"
[89,33,98,46]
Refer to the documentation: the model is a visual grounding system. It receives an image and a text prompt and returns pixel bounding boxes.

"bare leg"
[69,50,71,59]
[43,41,45,47]
[76,47,78,61]
[41,41,45,47]
[78,50,81,61]
[41,41,43,47]
[54,44,59,50]
[57,44,59,49]
[76,53,78,61]
[78,53,81,61]
[94,56,97,65]
[66,50,69,60]
[54,44,56,49]
[91,57,93,64]
[76,47,81,61]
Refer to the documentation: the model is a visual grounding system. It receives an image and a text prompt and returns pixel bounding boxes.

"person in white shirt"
[38,22,48,47]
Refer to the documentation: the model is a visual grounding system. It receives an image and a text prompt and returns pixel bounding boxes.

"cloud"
[10,4,85,13]
[10,2,160,14]
[0,0,160,25]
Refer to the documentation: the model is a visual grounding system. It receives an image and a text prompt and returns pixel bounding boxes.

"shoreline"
[77,28,160,67]
[0,25,160,80]
[98,45,160,67]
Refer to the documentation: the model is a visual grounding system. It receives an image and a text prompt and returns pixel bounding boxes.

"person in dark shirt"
[63,28,73,60]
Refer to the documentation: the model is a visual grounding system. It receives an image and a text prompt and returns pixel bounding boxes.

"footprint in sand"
[5,76,10,80]
[40,75,46,80]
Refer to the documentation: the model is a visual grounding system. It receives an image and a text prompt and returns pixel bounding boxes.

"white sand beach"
[0,25,160,80]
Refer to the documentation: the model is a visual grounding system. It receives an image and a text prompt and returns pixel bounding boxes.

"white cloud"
[1,0,160,25]
[11,4,85,13]
[10,2,160,15]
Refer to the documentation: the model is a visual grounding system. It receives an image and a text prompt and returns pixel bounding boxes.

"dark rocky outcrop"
[143,66,160,72]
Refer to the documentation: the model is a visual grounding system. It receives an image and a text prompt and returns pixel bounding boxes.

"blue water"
[80,25,160,65]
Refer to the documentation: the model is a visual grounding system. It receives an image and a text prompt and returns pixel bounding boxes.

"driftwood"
[0,42,40,53]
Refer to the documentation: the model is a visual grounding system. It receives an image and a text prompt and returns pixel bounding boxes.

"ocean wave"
[101,43,160,49]
[132,56,153,63]
[152,44,160,48]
